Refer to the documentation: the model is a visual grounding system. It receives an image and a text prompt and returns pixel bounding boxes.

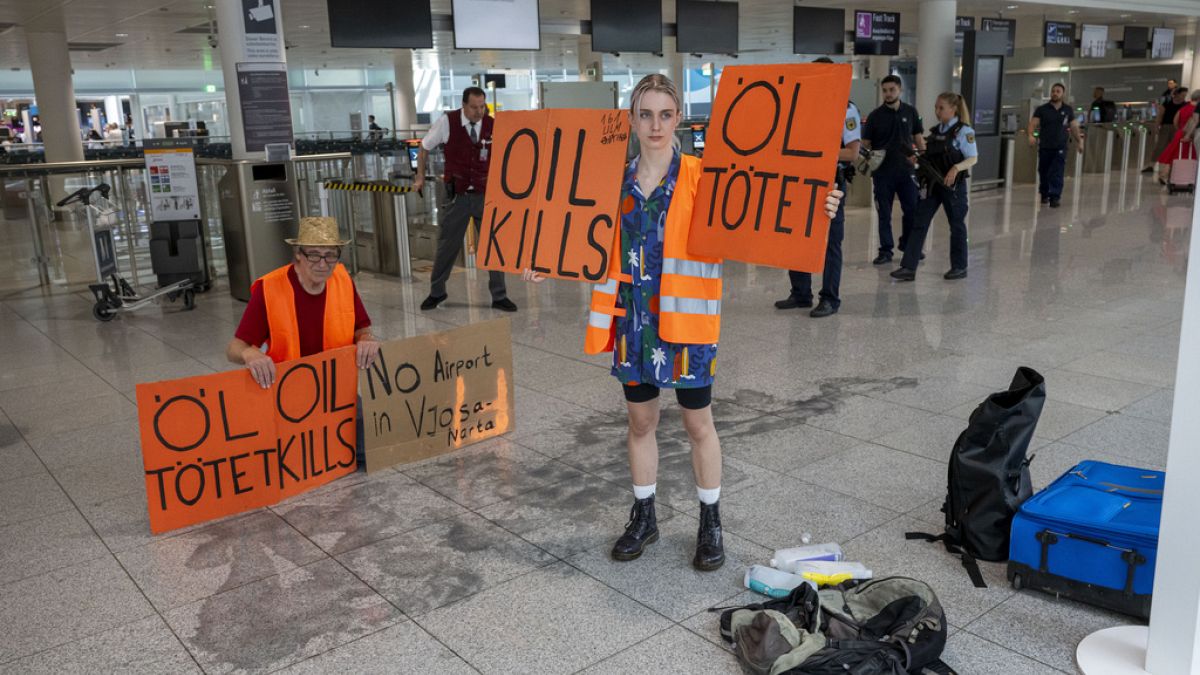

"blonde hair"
[630,74,681,114]
[938,91,971,126]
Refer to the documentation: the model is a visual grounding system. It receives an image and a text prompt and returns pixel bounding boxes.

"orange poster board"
[477,108,629,282]
[134,347,358,534]
[687,64,852,272]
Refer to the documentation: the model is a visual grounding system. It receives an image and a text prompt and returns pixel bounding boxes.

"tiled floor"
[0,168,1187,674]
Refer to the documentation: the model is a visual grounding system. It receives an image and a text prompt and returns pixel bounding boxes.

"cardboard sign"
[477,109,629,282]
[687,64,852,273]
[359,318,515,472]
[135,347,358,534]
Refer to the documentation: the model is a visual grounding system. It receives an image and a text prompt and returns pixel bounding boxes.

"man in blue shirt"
[1028,83,1083,208]
[862,75,925,265]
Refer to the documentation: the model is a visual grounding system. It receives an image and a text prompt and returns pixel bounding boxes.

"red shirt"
[234,265,371,358]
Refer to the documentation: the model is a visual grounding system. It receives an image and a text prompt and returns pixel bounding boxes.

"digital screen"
[1152,28,1175,59]
[692,128,706,149]
[677,0,738,54]
[1044,21,1076,58]
[853,10,900,56]
[1080,24,1108,58]
[793,7,844,55]
[1122,26,1149,59]
[973,56,1002,136]
[328,0,433,49]
[407,143,420,170]
[453,0,540,50]
[591,0,661,53]
[955,16,975,57]
[981,18,1015,57]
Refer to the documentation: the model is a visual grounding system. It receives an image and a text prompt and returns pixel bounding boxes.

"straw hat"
[286,216,350,246]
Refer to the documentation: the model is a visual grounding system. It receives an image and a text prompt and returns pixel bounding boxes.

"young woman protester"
[525,74,842,570]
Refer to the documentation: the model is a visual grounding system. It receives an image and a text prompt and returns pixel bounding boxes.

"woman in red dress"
[1157,89,1200,184]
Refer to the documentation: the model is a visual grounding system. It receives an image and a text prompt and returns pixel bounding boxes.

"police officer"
[776,58,860,318]
[415,87,516,312]
[1028,82,1084,208]
[891,92,977,282]
[862,74,925,265]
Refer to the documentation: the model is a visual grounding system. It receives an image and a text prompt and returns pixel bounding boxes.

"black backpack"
[907,367,1046,587]
[716,578,956,675]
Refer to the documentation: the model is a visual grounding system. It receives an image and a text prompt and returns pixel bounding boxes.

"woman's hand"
[943,167,959,187]
[522,269,546,283]
[243,349,276,389]
[824,189,844,219]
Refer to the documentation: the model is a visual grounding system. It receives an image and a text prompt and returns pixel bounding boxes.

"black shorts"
[622,382,712,410]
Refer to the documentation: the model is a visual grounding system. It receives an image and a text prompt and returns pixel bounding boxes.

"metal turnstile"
[217,161,300,301]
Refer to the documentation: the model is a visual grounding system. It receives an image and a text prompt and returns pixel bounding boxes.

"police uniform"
[862,101,924,260]
[787,101,861,313]
[900,116,977,274]
[1032,101,1072,203]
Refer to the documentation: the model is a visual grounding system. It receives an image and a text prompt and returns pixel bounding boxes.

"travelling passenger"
[523,75,842,571]
[123,115,136,146]
[1089,87,1117,124]
[86,129,104,149]
[1148,87,1186,173]
[862,74,925,265]
[414,87,514,312]
[1159,78,1178,108]
[367,114,383,140]
[776,56,860,318]
[1028,83,1083,208]
[1156,89,1200,185]
[227,216,380,390]
[891,92,977,282]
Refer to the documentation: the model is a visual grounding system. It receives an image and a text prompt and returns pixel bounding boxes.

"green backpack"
[716,577,955,675]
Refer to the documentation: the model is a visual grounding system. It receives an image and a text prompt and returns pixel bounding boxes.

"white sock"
[633,483,657,500]
[697,486,721,505]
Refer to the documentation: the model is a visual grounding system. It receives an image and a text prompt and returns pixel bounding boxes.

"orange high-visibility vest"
[585,154,722,354]
[261,263,356,363]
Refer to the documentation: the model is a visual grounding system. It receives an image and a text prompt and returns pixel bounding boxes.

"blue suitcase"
[1007,460,1163,619]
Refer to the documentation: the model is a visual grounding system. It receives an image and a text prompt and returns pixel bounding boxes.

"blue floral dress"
[612,151,718,389]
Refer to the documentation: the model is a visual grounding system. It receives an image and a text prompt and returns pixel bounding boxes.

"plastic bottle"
[770,542,844,569]
[781,560,874,586]
[744,565,816,599]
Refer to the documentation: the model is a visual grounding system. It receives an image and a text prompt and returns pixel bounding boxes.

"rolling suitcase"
[1168,142,1196,194]
[1007,460,1162,619]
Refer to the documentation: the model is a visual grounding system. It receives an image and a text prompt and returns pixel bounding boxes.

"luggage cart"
[55,183,196,321]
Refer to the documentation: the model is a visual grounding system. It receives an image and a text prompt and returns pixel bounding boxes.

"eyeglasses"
[299,248,341,265]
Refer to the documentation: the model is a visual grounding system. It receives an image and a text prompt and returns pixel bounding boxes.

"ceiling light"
[299,25,310,29]
[1120,14,1131,18]
[1068,10,1079,14]
[115,33,129,37]
[1006,4,1018,8]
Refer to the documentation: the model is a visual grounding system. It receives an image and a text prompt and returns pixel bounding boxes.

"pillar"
[393,49,418,131]
[1186,20,1200,93]
[25,28,83,163]
[915,0,956,121]
[669,41,685,94]
[214,0,289,160]
[578,36,602,82]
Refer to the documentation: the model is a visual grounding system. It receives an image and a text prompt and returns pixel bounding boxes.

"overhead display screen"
[328,0,433,49]
[853,10,899,56]
[591,0,662,53]
[793,7,845,55]
[677,0,738,54]
[980,18,1015,57]
[1122,26,1149,59]
[1080,24,1108,58]
[1152,28,1175,59]
[453,0,541,50]
[1044,21,1076,58]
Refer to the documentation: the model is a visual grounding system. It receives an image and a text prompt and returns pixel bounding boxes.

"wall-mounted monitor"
[793,7,844,55]
[1152,28,1175,59]
[591,0,662,53]
[1043,21,1076,58]
[327,0,433,49]
[1122,26,1149,59]
[1080,24,1108,58]
[677,0,738,54]
[853,10,899,56]
[453,0,540,50]
[955,16,974,57]
[980,18,1015,57]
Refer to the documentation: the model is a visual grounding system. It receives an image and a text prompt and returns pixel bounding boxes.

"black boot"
[611,495,659,561]
[693,501,726,571]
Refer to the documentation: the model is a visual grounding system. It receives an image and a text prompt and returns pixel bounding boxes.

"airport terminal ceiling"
[0,0,1197,75]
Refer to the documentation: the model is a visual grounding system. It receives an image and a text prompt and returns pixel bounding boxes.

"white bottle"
[770,542,844,569]
[744,565,816,599]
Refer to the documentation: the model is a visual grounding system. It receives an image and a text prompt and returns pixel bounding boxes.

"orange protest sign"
[478,108,629,282]
[134,347,358,534]
[687,64,852,272]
